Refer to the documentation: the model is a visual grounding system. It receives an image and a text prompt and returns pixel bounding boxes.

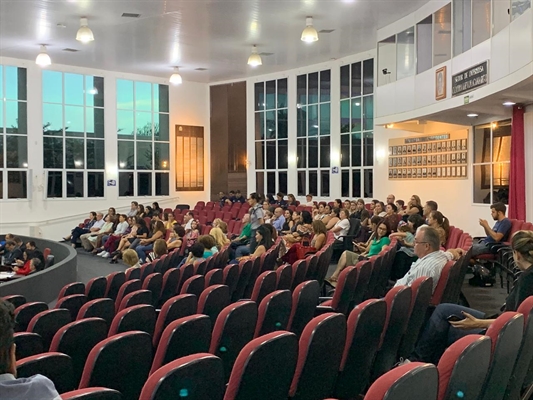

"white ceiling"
[0,0,430,83]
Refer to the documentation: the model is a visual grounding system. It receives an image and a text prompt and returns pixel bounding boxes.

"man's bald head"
[274,207,283,217]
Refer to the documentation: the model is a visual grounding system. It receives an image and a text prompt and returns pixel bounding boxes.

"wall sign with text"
[452,61,489,97]
[388,130,469,180]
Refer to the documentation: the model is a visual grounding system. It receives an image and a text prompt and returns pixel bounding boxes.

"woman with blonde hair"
[123,249,141,271]
[213,218,228,234]
[210,227,230,249]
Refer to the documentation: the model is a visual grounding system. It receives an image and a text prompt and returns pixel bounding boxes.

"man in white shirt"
[0,300,61,400]
[127,201,138,217]
[305,194,314,207]
[79,213,105,250]
[183,211,195,233]
[395,226,463,292]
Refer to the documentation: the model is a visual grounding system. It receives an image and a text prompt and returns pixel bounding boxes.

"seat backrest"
[250,270,278,304]
[16,352,75,394]
[2,295,26,309]
[349,260,372,307]
[140,263,155,283]
[56,294,87,322]
[125,266,141,281]
[243,257,262,298]
[209,300,258,381]
[159,268,180,307]
[335,299,387,399]
[254,289,292,338]
[50,318,109,386]
[232,259,253,301]
[177,263,194,293]
[140,353,225,400]
[291,259,308,290]
[58,282,85,300]
[118,290,153,312]
[437,335,491,400]
[85,276,107,301]
[365,362,438,400]
[14,302,48,332]
[79,331,153,400]
[115,279,142,312]
[223,263,240,299]
[276,263,293,290]
[288,280,320,337]
[142,272,163,306]
[150,314,212,374]
[28,308,72,350]
[13,332,44,360]
[431,260,455,306]
[224,331,298,400]
[205,268,224,287]
[108,304,156,337]
[197,284,230,325]
[180,274,206,297]
[105,272,126,301]
[329,266,358,314]
[304,254,319,281]
[77,298,115,328]
[289,313,347,400]
[61,387,122,400]
[480,312,524,400]
[364,256,382,300]
[153,294,198,346]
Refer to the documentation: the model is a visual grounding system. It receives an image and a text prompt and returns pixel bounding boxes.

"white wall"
[0,57,210,239]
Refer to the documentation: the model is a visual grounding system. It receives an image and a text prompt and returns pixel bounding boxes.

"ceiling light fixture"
[35,45,52,67]
[247,45,262,67]
[301,17,319,43]
[502,101,516,106]
[467,113,478,118]
[76,17,94,43]
[169,67,183,85]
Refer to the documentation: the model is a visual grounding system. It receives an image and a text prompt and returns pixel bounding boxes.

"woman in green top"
[360,220,391,257]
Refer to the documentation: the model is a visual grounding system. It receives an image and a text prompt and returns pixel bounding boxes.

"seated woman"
[388,214,425,280]
[12,251,42,276]
[212,219,228,234]
[352,209,372,244]
[281,209,292,232]
[167,224,186,251]
[182,242,206,268]
[282,211,313,249]
[123,249,141,273]
[198,235,219,258]
[399,194,424,222]
[184,219,200,250]
[383,203,400,232]
[373,202,387,218]
[232,224,274,263]
[210,227,230,250]
[147,239,168,263]
[313,203,327,221]
[331,209,351,249]
[136,220,166,264]
[94,214,129,257]
[110,217,150,263]
[137,204,147,219]
[408,230,533,365]
[325,207,341,230]
[282,211,301,235]
[230,214,252,259]
[427,210,450,247]
[64,211,97,243]
[281,220,327,265]
[328,218,391,283]
[87,215,115,251]
[163,212,177,230]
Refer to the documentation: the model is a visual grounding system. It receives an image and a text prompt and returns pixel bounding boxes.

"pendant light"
[301,17,319,43]
[169,67,183,85]
[35,45,52,67]
[76,17,94,43]
[247,45,262,67]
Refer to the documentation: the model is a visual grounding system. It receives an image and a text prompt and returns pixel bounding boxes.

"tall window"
[296,70,331,197]
[42,71,104,198]
[473,119,511,204]
[0,65,28,199]
[254,79,288,195]
[116,80,170,197]
[340,59,374,198]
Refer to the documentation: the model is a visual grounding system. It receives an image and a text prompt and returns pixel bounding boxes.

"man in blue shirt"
[472,202,512,257]
[271,207,286,232]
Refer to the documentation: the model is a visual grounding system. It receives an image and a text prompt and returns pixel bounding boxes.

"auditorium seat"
[479,312,524,400]
[105,272,126,301]
[57,282,85,300]
[150,314,212,374]
[316,266,358,315]
[437,335,491,400]
[2,294,26,309]
[276,263,293,290]
[28,308,71,350]
[56,294,87,322]
[231,259,253,302]
[288,280,320,338]
[250,270,277,304]
[79,331,153,400]
[194,259,208,275]
[431,260,455,306]
[14,301,48,332]
[304,255,319,281]
[85,276,107,301]
[289,313,346,400]
[290,259,308,290]
[117,290,153,312]
[363,256,381,300]
[50,318,109,385]
[334,299,387,399]
[141,354,225,400]
[222,263,240,299]
[125,266,141,281]
[153,294,197,346]
[197,284,230,325]
[177,263,194,293]
[61,387,122,400]
[364,362,438,400]
[108,304,156,337]
[159,268,180,307]
[77,298,115,328]
[17,352,75,394]
[13,332,44,360]
[254,290,292,338]
[180,275,205,297]
[140,263,155,282]
[243,257,262,298]
[209,300,258,381]
[371,285,412,381]
[205,268,224,287]
[350,260,372,307]
[223,331,298,400]
[142,272,163,306]
[397,276,434,359]
[114,279,142,312]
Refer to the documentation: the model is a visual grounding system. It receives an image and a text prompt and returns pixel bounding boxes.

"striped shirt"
[394,250,454,292]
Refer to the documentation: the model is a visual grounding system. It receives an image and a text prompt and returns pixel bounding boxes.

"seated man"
[25,241,45,266]
[394,226,463,293]
[2,241,22,266]
[0,234,14,256]
[271,207,286,232]
[471,202,512,258]
[0,300,61,400]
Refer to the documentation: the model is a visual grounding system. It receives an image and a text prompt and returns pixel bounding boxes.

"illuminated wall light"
[491,122,498,129]
[376,148,387,160]
[162,160,168,168]
[88,88,98,95]
[386,124,394,129]
[74,160,83,167]
[119,162,126,168]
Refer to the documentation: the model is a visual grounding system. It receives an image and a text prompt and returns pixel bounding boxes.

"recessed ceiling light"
[502,101,516,106]
[467,113,478,117]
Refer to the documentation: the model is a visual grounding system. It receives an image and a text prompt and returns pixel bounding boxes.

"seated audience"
[352,209,372,244]
[198,235,219,258]
[81,215,115,251]
[110,217,149,264]
[264,210,273,224]
[282,211,313,247]
[313,203,327,221]
[399,195,424,221]
[275,192,287,208]
[282,209,292,231]
[427,210,449,246]
[389,214,425,279]
[262,201,272,213]
[271,207,286,232]
[150,202,162,217]
[183,212,195,232]
[218,191,228,208]
[423,200,438,221]
[167,225,186,251]
[77,213,105,250]
[373,201,387,217]
[0,233,14,256]
[184,219,200,250]
[282,211,300,234]
[325,207,340,230]
[395,199,405,211]
[286,194,297,208]
[163,212,176,230]
[282,220,327,265]
[183,243,206,267]
[2,241,22,265]
[94,214,129,257]
[408,230,533,365]
[24,241,45,266]
[471,202,512,257]
[229,214,252,258]
[0,300,61,400]
[386,194,396,204]
[136,220,166,263]
[331,209,351,248]
[13,253,42,276]
[384,202,400,231]
[305,194,314,206]
[233,224,274,263]
[127,201,139,217]
[234,190,246,204]
[64,212,97,244]
[210,227,230,250]
[123,249,141,271]
[394,226,463,292]
[137,204,147,219]
[212,218,228,234]
[147,239,168,263]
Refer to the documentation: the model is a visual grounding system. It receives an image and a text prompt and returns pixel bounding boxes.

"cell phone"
[447,314,462,322]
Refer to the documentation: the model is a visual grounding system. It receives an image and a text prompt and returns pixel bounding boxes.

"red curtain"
[508,105,526,220]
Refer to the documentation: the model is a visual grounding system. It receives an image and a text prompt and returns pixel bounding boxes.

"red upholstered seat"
[141,354,225,400]
[290,259,308,290]
[177,263,194,293]
[205,268,224,287]
[431,260,455,306]
[105,272,126,301]
[77,298,115,328]
[117,289,153,312]
[28,308,71,350]
[437,335,491,400]
[197,284,231,325]
[231,259,253,302]
[140,262,155,282]
[57,282,85,300]
[142,272,163,306]
[317,265,358,315]
[13,332,44,360]
[223,331,298,400]
[276,263,293,290]
[289,313,346,400]
[288,280,320,338]
[2,294,26,309]
[153,294,197,347]
[223,263,240,299]
[243,257,262,298]
[55,294,87,321]
[250,270,277,304]
[14,302,48,332]
[254,289,292,338]
[85,276,107,300]
[108,304,156,337]
[61,387,122,400]
[159,268,180,307]
[114,279,142,311]
[16,352,75,394]
[150,314,212,374]
[180,274,206,297]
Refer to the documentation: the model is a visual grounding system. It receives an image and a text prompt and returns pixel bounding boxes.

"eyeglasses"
[414,240,429,245]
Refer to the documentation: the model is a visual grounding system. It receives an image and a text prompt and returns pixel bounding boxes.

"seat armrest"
[318,296,333,302]
[315,306,334,316]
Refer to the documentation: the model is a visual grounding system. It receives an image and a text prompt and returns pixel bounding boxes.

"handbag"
[296,237,316,259]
